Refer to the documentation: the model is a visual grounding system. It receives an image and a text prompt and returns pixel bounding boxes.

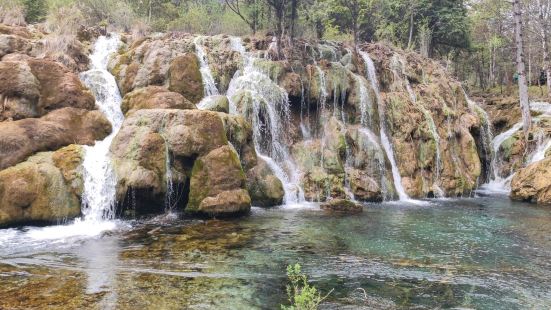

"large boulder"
[511,157,551,205]
[0,107,111,170]
[0,145,84,227]
[168,53,204,104]
[245,157,284,207]
[121,86,195,116]
[197,95,229,113]
[110,109,250,216]
[0,59,95,120]
[187,145,251,215]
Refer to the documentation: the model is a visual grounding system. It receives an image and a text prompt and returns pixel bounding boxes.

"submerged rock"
[0,145,83,227]
[511,156,551,205]
[320,199,363,213]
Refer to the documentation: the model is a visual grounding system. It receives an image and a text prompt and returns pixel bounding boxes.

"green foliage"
[281,264,328,310]
[24,0,47,23]
[167,1,250,35]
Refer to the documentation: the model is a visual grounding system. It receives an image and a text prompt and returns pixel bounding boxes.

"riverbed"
[0,195,550,309]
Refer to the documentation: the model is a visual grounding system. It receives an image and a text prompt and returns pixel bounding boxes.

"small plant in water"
[281,263,331,310]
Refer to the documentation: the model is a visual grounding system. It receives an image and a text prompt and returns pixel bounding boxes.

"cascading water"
[194,36,219,97]
[360,51,410,201]
[358,128,389,200]
[354,74,372,128]
[80,35,124,222]
[228,37,305,204]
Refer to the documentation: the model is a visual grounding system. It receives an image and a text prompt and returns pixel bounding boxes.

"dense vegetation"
[0,0,547,94]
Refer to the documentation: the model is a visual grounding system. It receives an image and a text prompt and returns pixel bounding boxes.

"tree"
[24,0,47,23]
[536,0,551,97]
[225,0,261,34]
[513,0,532,142]
[265,0,287,58]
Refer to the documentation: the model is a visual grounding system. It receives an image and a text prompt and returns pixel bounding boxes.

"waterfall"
[354,75,372,128]
[358,128,389,200]
[361,51,410,201]
[482,101,551,192]
[228,38,305,204]
[79,35,124,222]
[529,134,551,164]
[194,36,219,97]
[465,95,494,182]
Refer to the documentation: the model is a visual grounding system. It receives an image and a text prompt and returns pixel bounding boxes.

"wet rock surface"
[0,145,83,227]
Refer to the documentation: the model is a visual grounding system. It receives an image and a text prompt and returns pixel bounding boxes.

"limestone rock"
[246,157,284,207]
[121,86,195,116]
[187,145,251,215]
[511,157,551,205]
[168,53,204,104]
[0,59,95,121]
[198,95,229,113]
[111,109,251,216]
[0,146,84,227]
[320,199,363,213]
[0,107,111,170]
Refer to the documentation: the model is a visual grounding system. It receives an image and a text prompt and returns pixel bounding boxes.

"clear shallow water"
[0,196,550,309]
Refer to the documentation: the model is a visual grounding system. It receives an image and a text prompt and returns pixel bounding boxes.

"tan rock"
[0,107,111,170]
[187,145,251,215]
[511,157,551,205]
[121,86,195,116]
[0,147,83,227]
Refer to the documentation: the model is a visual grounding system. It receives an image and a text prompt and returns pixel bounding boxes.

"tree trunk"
[513,0,532,142]
[407,8,414,49]
[538,0,551,97]
[290,0,297,40]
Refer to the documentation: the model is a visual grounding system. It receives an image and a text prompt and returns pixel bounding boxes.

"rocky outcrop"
[198,95,229,113]
[121,86,195,116]
[511,156,551,205]
[0,23,91,73]
[109,35,204,101]
[0,107,111,170]
[0,145,84,227]
[110,109,252,216]
[0,59,95,121]
[245,157,284,207]
[187,145,251,215]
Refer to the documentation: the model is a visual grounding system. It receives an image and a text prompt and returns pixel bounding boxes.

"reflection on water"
[0,196,550,309]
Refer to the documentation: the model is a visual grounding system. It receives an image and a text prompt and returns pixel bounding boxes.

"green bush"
[24,0,47,23]
[281,264,330,310]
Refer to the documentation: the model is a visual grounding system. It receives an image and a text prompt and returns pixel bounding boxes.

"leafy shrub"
[24,0,47,23]
[281,264,330,310]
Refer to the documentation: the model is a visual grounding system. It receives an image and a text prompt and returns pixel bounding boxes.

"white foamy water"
[228,37,305,205]
[361,51,410,201]
[194,36,219,97]
[80,35,124,222]
[0,35,125,247]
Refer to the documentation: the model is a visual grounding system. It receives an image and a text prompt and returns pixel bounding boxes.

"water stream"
[79,35,124,222]
[194,36,219,97]
[361,51,410,201]
[228,38,305,205]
